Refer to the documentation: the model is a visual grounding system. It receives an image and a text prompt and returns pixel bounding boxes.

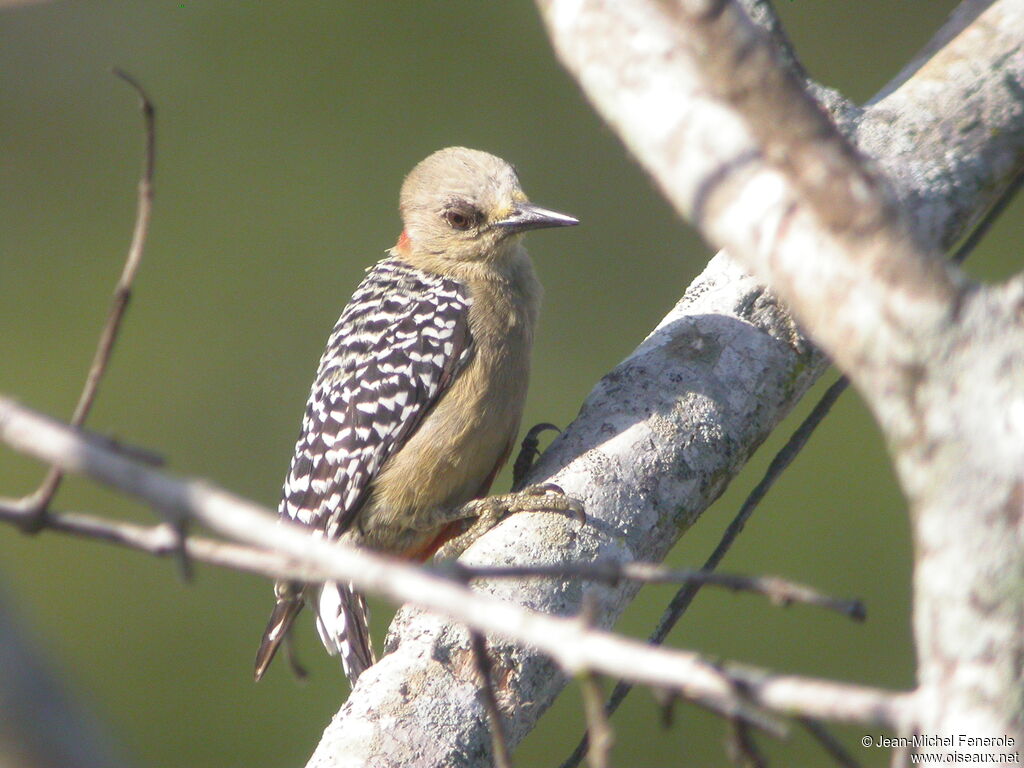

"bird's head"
[396,147,577,263]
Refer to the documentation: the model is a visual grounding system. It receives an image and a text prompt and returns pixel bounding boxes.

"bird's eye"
[443,208,475,231]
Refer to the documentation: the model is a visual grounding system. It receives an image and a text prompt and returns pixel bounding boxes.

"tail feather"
[316,581,376,684]
[254,582,305,681]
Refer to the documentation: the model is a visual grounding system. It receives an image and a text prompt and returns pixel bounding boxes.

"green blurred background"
[2,2,1019,766]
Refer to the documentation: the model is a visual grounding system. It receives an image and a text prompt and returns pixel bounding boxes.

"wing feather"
[280,256,474,540]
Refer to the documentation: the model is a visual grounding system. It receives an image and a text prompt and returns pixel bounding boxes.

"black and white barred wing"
[280,257,474,539]
[256,260,473,683]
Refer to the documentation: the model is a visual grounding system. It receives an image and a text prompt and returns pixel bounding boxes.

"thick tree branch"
[4,1,1018,762]
[537,0,1024,757]
[310,257,830,764]
[564,165,1022,766]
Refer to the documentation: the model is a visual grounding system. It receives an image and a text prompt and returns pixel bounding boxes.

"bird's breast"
[355,264,540,553]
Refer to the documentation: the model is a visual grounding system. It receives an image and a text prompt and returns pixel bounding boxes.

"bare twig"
[541,0,1023,756]
[727,717,768,768]
[0,479,859,625]
[447,560,864,620]
[580,671,613,768]
[561,139,1023,768]
[796,717,860,768]
[470,631,513,768]
[17,68,155,530]
[0,501,316,582]
[578,594,613,768]
[0,395,913,729]
[646,376,851,638]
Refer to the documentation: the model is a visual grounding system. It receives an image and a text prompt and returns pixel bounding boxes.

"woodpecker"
[254,147,578,684]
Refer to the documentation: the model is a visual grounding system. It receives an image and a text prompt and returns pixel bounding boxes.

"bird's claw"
[435,485,586,559]
[512,422,561,490]
[498,483,587,525]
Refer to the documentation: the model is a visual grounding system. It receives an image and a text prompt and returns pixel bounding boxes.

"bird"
[254,147,579,684]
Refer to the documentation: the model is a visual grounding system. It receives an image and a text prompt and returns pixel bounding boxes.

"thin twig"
[951,168,1023,265]
[0,491,856,625]
[796,717,860,768]
[0,395,911,730]
[0,494,863,623]
[578,593,614,768]
[727,717,769,768]
[471,631,513,768]
[445,561,864,621]
[646,375,851,646]
[0,500,317,582]
[19,68,156,529]
[580,671,613,768]
[560,375,849,768]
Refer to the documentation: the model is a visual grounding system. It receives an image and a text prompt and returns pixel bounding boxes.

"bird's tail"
[254,580,305,681]
[315,581,376,685]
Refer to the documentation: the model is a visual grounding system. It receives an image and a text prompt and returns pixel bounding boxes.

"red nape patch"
[395,230,411,252]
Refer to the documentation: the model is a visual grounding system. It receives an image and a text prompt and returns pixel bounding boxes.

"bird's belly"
[356,350,529,556]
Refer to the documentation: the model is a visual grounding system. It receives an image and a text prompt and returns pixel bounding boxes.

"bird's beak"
[492,202,579,233]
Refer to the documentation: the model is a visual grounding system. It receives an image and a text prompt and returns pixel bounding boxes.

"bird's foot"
[493,483,586,523]
[435,484,585,559]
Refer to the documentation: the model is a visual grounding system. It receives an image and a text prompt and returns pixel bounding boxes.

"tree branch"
[13,70,155,527]
[451,561,864,620]
[0,396,913,732]
[0,500,316,583]
[561,374,851,767]
[5,1,1019,762]
[537,0,1024,756]
[0,488,862,621]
